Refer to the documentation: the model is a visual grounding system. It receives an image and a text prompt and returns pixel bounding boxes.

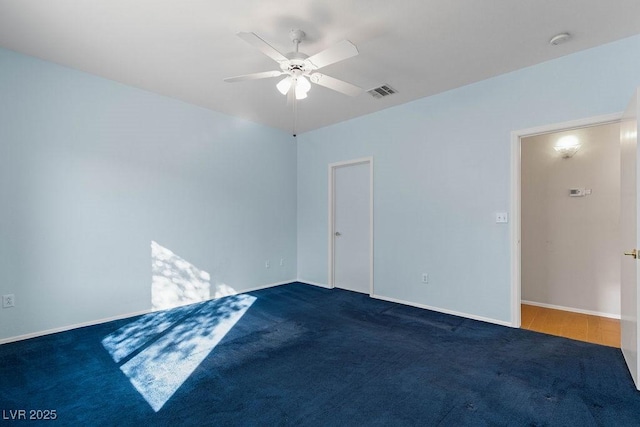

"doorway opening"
[511,113,622,346]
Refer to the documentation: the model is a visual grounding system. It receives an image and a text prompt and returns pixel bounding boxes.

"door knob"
[335,231,342,236]
[624,249,638,259]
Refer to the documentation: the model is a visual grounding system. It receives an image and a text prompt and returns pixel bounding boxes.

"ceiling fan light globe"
[295,86,308,100]
[276,77,291,95]
[297,75,311,92]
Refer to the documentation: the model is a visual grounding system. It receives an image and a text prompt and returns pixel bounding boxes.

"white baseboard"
[243,280,293,293]
[521,300,621,319]
[0,279,296,346]
[296,283,512,327]
[298,280,332,289]
[0,309,152,345]
[371,294,513,327]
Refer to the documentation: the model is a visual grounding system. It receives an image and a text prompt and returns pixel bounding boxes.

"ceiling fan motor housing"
[280,56,313,74]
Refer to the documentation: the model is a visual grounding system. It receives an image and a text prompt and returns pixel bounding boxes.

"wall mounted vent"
[367,85,397,99]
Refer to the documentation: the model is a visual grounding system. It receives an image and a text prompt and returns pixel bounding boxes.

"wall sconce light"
[554,135,581,158]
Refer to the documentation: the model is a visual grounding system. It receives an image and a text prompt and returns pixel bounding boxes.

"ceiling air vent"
[367,85,397,99]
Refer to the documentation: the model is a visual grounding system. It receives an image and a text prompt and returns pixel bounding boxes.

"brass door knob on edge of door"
[624,249,638,259]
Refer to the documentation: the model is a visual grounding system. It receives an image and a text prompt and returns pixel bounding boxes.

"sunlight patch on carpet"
[101,304,195,364]
[102,294,256,411]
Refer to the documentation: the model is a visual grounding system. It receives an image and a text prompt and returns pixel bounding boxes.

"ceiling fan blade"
[237,32,289,63]
[304,40,359,70]
[224,70,283,83]
[309,73,363,96]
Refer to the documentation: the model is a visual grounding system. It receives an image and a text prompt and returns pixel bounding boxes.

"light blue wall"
[0,48,297,341]
[4,34,640,340]
[297,35,640,323]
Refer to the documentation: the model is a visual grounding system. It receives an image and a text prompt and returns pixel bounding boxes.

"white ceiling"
[2,0,640,135]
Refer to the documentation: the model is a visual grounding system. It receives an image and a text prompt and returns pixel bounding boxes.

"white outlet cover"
[2,294,15,308]
[495,212,509,223]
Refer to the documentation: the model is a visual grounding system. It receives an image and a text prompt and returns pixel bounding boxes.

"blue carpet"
[1,282,639,426]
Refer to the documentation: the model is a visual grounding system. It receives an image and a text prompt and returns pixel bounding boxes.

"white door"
[332,160,371,294]
[621,88,640,390]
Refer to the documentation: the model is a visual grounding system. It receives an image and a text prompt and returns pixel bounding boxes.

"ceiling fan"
[224,29,363,104]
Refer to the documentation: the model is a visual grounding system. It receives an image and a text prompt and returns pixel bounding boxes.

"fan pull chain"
[292,95,298,137]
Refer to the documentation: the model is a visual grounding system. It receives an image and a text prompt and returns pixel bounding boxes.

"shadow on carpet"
[1,282,639,426]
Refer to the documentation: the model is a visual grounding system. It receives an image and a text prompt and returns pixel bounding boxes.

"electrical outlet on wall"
[280,258,284,267]
[422,273,429,284]
[265,260,270,269]
[495,212,509,223]
[3,294,15,308]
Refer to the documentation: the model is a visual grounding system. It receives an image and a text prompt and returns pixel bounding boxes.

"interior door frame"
[328,156,374,295]
[509,112,622,328]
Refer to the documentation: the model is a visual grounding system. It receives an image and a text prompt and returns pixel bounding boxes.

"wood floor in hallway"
[521,304,620,348]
